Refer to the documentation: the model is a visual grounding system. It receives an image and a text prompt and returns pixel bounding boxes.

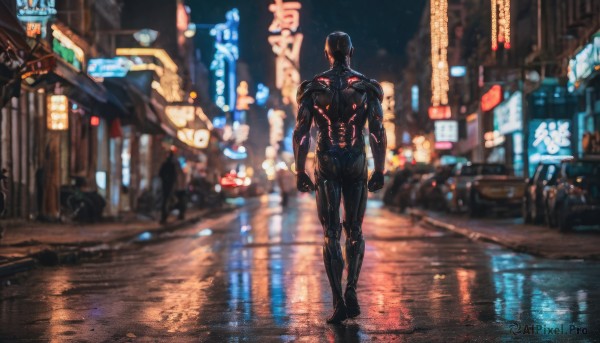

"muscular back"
[297,66,382,151]
[293,65,386,173]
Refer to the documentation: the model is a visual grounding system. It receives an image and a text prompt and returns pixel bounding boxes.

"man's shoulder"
[296,76,330,103]
[347,71,383,101]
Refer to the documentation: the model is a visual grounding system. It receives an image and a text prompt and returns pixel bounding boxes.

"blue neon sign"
[88,57,133,78]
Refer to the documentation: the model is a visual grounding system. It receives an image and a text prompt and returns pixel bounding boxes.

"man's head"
[325,31,353,66]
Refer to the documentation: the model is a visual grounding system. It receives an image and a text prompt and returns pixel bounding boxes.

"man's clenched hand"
[296,171,315,192]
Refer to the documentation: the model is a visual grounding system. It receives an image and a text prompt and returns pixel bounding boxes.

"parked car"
[414,166,453,211]
[522,163,558,224]
[467,173,526,217]
[544,158,600,232]
[384,169,421,212]
[443,163,509,213]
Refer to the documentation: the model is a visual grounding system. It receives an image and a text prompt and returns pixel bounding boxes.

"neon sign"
[411,85,419,112]
[17,0,56,16]
[434,120,458,143]
[528,120,572,170]
[47,95,68,130]
[116,48,182,102]
[177,129,210,149]
[210,9,240,112]
[52,26,84,71]
[481,85,502,111]
[87,58,132,78]
[450,66,466,77]
[493,91,522,134]
[568,37,600,92]
[381,81,396,149]
[166,105,195,128]
[268,0,303,106]
[17,0,56,38]
[428,106,451,120]
[256,83,270,106]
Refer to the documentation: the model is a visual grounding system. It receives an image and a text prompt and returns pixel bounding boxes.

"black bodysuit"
[293,62,387,319]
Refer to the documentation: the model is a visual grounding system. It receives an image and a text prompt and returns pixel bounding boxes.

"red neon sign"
[428,106,451,120]
[481,85,502,111]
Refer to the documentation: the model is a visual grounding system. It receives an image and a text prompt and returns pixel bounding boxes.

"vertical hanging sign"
[430,0,449,108]
[268,0,303,107]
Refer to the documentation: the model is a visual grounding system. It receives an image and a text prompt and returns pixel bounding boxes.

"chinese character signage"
[528,119,573,173]
[47,95,68,130]
[268,0,303,106]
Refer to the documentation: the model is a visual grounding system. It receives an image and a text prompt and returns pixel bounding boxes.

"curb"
[0,205,235,278]
[0,258,36,278]
[407,208,541,257]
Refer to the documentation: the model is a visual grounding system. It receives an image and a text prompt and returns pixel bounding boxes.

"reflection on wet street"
[1,195,599,342]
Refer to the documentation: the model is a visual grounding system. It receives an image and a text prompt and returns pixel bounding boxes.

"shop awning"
[103,78,163,134]
[53,60,107,104]
[0,1,30,54]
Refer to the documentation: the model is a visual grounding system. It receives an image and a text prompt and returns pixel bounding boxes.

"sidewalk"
[408,208,600,260]
[0,206,233,277]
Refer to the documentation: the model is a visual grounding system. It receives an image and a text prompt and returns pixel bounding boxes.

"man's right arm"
[293,84,315,192]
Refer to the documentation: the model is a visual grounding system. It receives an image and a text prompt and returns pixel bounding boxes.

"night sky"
[188,0,427,88]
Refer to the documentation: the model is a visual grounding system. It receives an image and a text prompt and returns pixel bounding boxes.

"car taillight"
[431,181,437,188]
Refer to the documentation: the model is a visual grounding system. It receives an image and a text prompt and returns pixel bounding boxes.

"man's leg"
[159,185,173,224]
[342,169,368,318]
[316,176,347,323]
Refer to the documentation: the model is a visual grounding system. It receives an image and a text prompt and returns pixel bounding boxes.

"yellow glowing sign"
[413,135,432,163]
[381,81,396,150]
[165,105,195,128]
[117,48,182,102]
[47,95,68,130]
[116,48,178,72]
[177,129,210,149]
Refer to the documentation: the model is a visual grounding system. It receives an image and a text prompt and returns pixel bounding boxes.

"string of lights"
[491,0,511,50]
[430,0,449,107]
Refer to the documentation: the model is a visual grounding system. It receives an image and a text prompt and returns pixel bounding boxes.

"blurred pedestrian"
[276,163,295,207]
[158,151,177,224]
[174,159,187,220]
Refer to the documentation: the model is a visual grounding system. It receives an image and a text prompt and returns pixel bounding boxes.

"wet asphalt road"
[1,195,600,342]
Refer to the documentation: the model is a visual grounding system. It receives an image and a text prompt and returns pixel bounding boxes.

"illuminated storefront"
[568,31,600,158]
